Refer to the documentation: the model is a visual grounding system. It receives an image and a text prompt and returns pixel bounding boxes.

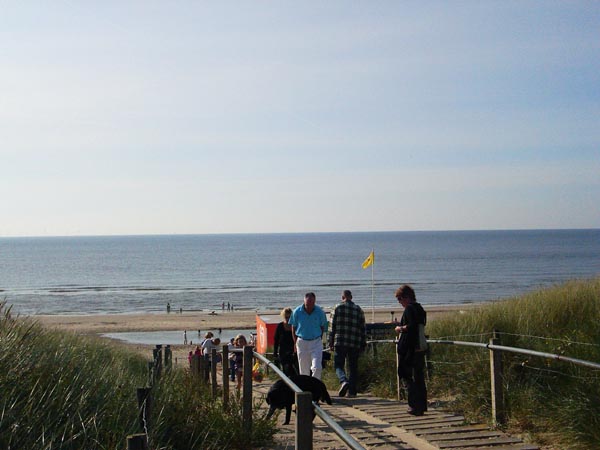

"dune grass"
[327,278,600,449]
[0,303,276,449]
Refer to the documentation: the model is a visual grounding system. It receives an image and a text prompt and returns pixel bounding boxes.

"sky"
[1,2,599,237]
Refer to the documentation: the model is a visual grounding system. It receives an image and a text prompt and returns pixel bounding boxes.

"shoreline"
[31,304,476,335]
[30,304,479,367]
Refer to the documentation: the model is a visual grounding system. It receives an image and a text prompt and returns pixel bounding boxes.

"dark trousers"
[334,346,359,395]
[398,351,427,413]
[279,353,299,377]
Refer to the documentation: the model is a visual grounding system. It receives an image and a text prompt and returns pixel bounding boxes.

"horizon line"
[1,227,598,239]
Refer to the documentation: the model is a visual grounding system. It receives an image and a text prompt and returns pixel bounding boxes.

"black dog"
[266,374,332,425]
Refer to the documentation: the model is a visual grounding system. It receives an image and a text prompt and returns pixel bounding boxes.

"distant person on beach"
[329,290,366,397]
[290,292,328,380]
[395,284,428,416]
[211,337,222,363]
[201,332,217,381]
[228,337,236,381]
[227,302,231,311]
[233,334,248,391]
[274,307,298,376]
[183,330,187,345]
[167,302,171,313]
[201,332,214,350]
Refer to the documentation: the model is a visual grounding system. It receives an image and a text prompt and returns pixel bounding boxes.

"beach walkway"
[251,380,539,450]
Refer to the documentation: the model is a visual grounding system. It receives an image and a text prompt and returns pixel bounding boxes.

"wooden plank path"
[250,379,539,450]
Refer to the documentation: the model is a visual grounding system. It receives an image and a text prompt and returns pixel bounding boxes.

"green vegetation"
[0,303,276,449]
[334,278,600,449]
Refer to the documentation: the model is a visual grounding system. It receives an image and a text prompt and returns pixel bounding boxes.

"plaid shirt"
[328,300,366,349]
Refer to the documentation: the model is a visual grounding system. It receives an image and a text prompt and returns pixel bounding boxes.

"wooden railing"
[370,330,600,426]
[127,344,365,450]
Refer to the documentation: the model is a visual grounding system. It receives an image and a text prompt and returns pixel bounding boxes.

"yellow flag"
[362,250,374,269]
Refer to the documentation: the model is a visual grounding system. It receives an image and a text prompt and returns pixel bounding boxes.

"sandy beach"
[31,305,475,364]
[32,305,471,335]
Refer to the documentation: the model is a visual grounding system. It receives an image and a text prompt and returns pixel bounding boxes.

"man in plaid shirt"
[328,290,366,397]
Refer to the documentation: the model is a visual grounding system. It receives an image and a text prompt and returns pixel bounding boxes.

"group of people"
[221,302,235,312]
[274,285,428,416]
[188,331,249,391]
[183,284,428,415]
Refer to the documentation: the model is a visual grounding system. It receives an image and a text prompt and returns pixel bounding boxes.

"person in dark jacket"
[328,290,366,397]
[395,284,427,415]
[273,307,298,376]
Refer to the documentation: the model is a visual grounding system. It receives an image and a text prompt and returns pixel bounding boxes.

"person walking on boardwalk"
[328,290,366,397]
[395,284,428,416]
[274,307,298,376]
[289,292,328,380]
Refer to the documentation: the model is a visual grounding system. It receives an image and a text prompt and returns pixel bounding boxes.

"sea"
[1,229,599,316]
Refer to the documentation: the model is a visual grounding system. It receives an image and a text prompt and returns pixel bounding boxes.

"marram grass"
[333,278,600,449]
[0,303,276,449]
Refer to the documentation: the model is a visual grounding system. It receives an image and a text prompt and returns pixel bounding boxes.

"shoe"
[407,408,424,416]
[347,393,357,398]
[338,381,350,397]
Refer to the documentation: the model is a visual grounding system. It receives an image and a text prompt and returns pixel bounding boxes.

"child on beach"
[233,334,247,392]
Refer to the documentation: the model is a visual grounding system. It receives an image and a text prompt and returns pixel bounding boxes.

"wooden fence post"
[126,433,148,450]
[242,345,253,437]
[200,355,208,384]
[490,330,505,426]
[164,345,172,373]
[153,345,163,380]
[295,391,313,450]
[191,354,200,378]
[396,352,402,401]
[136,387,152,433]
[211,348,218,398]
[147,361,154,386]
[222,344,230,409]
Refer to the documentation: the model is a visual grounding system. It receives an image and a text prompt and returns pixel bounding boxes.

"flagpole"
[371,248,375,323]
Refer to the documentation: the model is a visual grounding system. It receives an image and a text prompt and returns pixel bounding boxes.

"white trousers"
[296,337,323,379]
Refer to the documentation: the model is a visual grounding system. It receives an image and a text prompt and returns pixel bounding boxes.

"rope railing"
[427,339,600,370]
[366,339,600,370]
[367,334,600,426]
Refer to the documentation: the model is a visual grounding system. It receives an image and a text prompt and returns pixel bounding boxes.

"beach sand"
[33,305,471,335]
[32,305,475,365]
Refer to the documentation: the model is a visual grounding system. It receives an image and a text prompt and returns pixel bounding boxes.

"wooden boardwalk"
[251,381,539,450]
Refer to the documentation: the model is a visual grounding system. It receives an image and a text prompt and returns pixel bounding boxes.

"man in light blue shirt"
[289,292,328,379]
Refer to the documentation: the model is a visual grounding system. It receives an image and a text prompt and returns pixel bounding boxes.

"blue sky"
[1,2,599,236]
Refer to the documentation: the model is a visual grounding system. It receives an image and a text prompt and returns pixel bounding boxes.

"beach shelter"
[255,314,280,354]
